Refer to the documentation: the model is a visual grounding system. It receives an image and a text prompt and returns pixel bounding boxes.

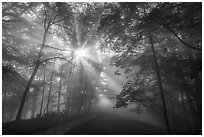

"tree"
[39,68,46,116]
[4,2,74,120]
[98,2,201,134]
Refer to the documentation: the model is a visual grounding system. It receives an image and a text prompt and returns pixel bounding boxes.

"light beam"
[74,48,89,60]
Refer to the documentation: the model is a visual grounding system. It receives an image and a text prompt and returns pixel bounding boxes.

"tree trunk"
[181,90,190,132]
[66,53,74,112]
[16,61,41,120]
[87,97,92,113]
[23,101,27,119]
[2,90,7,119]
[147,27,171,134]
[177,66,197,133]
[142,5,170,133]
[39,69,46,116]
[194,75,202,133]
[76,62,84,114]
[46,61,55,113]
[15,29,48,121]
[169,93,176,132]
[57,70,62,113]
[31,92,37,119]
[66,68,72,112]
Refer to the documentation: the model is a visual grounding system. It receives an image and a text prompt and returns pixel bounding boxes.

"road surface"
[65,112,164,135]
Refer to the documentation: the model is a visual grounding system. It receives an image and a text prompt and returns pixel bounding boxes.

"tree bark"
[46,60,55,113]
[15,28,48,121]
[2,90,7,119]
[162,24,201,51]
[181,90,190,132]
[57,69,63,113]
[142,5,171,133]
[66,54,74,112]
[87,96,93,113]
[147,27,171,134]
[31,91,37,119]
[39,68,46,116]
[169,93,176,132]
[66,68,72,112]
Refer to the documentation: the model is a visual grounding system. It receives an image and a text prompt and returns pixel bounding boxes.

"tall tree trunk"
[147,28,171,134]
[194,75,202,133]
[39,69,46,116]
[76,62,84,114]
[16,61,40,120]
[66,54,74,112]
[31,92,37,119]
[2,90,7,119]
[181,90,190,132]
[87,96,93,113]
[82,67,88,112]
[169,93,176,132]
[142,5,170,133]
[87,72,100,113]
[23,101,28,119]
[46,60,55,113]
[177,66,197,133]
[15,28,49,121]
[57,70,62,113]
[66,68,72,112]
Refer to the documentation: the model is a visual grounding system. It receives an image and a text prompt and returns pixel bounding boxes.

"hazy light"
[99,98,112,107]
[74,48,89,59]
[99,94,104,98]
[101,81,106,85]
[56,77,60,82]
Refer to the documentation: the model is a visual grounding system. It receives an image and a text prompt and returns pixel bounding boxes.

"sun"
[74,48,89,61]
[74,48,87,58]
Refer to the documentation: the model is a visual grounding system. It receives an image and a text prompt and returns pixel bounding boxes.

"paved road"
[65,112,165,135]
[32,113,100,135]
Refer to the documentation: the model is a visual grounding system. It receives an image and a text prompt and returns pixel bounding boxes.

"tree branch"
[40,56,75,66]
[162,24,202,51]
[44,45,71,52]
[50,16,70,26]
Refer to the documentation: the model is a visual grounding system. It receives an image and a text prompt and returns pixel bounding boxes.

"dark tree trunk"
[39,69,46,116]
[142,5,171,133]
[31,92,37,119]
[87,97,92,113]
[57,71,62,113]
[147,27,171,134]
[2,90,7,119]
[66,69,72,112]
[15,28,49,121]
[76,62,84,114]
[177,66,197,133]
[181,90,190,132]
[169,93,176,131]
[46,66,55,113]
[16,61,41,121]
[23,101,27,119]
[66,54,74,112]
[193,75,202,133]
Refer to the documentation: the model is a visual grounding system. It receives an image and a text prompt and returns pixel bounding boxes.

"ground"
[65,112,164,135]
[30,110,164,135]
